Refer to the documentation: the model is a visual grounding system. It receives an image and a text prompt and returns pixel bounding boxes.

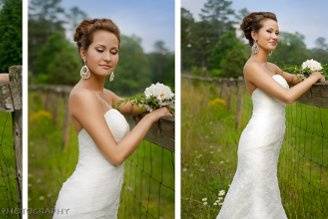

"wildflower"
[218,190,225,196]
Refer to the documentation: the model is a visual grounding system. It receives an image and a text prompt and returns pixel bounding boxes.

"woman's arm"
[268,63,302,85]
[70,90,171,166]
[245,63,324,104]
[105,89,146,115]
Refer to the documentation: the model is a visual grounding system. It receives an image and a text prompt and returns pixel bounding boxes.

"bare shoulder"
[243,60,263,79]
[69,87,99,114]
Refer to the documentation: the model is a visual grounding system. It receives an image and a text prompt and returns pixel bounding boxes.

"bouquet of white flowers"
[301,59,323,77]
[118,82,175,113]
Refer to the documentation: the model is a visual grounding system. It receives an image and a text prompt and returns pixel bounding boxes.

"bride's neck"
[251,48,269,63]
[81,74,106,93]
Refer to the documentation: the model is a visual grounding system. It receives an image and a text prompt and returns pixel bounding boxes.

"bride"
[53,18,171,218]
[217,12,325,219]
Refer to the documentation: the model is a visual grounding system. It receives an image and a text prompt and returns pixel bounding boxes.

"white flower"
[218,190,225,196]
[144,82,174,106]
[202,197,207,202]
[203,201,208,205]
[301,59,323,72]
[213,202,218,206]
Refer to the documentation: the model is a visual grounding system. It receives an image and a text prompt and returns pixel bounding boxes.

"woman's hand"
[147,107,172,123]
[311,71,326,82]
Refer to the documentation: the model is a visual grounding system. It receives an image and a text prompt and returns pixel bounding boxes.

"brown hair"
[240,12,277,46]
[74,18,120,50]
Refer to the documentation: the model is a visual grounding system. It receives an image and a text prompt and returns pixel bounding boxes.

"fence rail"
[29,84,174,150]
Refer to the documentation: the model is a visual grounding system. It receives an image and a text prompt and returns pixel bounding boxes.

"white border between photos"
[22,0,28,217]
[175,0,181,218]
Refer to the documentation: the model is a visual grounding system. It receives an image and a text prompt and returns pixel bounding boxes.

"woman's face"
[81,30,119,78]
[252,19,279,52]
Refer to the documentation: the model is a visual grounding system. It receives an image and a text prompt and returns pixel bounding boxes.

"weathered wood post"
[9,66,22,210]
[0,66,22,213]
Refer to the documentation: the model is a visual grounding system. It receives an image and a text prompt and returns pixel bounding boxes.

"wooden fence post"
[8,65,22,211]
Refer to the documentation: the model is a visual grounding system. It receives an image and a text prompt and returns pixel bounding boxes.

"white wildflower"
[202,198,207,202]
[203,201,208,206]
[218,190,225,196]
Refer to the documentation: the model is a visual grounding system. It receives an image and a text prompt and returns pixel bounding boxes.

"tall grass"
[28,91,174,219]
[0,111,19,219]
[182,78,328,218]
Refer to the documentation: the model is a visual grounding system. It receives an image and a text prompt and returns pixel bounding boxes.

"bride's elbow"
[109,153,125,166]
[282,94,294,104]
[110,156,124,166]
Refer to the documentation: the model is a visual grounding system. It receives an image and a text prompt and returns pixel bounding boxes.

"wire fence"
[29,86,175,219]
[119,141,174,218]
[182,74,328,218]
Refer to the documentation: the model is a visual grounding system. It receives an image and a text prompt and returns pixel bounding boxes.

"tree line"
[0,0,22,73]
[182,0,328,78]
[28,0,174,95]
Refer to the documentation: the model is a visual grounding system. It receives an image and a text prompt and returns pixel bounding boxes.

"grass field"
[181,78,328,219]
[0,111,20,219]
[28,91,174,219]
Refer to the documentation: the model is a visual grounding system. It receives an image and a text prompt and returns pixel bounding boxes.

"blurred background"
[29,0,174,94]
[182,0,328,77]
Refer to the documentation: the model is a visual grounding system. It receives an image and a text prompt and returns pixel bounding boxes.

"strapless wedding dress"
[53,109,130,219]
[217,74,289,219]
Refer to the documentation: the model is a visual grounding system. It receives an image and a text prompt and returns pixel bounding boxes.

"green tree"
[33,32,80,84]
[29,0,66,74]
[206,30,248,77]
[181,8,195,71]
[148,41,174,88]
[108,35,151,95]
[65,6,88,33]
[270,32,309,66]
[196,0,236,70]
[0,0,22,72]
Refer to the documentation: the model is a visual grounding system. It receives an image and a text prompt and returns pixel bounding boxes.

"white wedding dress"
[53,109,130,219]
[217,74,289,219]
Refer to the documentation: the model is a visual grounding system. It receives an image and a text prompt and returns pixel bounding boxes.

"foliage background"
[29,0,174,95]
[181,0,328,78]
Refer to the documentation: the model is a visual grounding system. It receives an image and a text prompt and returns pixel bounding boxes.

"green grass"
[0,111,20,219]
[28,91,174,219]
[181,79,328,218]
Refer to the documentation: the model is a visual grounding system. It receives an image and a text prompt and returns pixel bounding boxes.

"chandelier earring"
[80,60,90,80]
[251,40,259,55]
[109,71,115,82]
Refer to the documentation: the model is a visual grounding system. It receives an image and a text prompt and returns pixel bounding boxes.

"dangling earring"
[109,72,115,82]
[80,60,90,80]
[251,40,259,55]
